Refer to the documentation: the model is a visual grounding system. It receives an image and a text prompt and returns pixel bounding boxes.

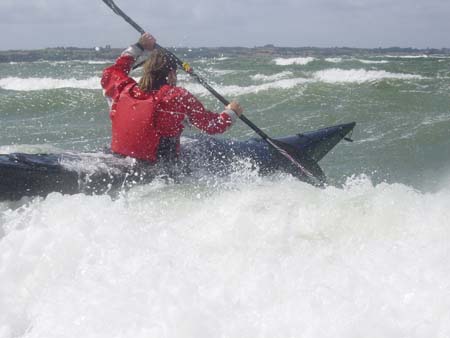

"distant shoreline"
[1,46,449,63]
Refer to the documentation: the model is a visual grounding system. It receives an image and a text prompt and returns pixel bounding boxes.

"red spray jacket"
[101,45,238,162]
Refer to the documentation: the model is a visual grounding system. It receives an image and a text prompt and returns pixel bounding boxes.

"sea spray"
[1,175,450,337]
[182,77,311,97]
[0,69,424,94]
[274,57,316,66]
[312,68,424,84]
[0,77,101,91]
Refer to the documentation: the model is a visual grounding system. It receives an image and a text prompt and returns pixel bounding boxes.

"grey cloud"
[0,0,449,49]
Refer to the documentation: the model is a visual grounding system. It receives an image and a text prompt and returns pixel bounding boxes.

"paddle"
[101,0,324,185]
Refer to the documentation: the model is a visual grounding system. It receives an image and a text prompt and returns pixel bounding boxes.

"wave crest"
[0,77,101,91]
[312,68,423,84]
[274,57,315,66]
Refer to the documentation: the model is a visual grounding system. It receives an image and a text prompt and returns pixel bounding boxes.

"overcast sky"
[1,0,449,50]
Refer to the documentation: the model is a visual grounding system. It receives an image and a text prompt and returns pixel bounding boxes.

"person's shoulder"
[128,82,152,99]
[164,85,189,95]
[159,85,192,100]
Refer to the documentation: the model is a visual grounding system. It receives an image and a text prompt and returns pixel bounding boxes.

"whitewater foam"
[1,67,425,95]
[274,57,315,66]
[197,57,230,64]
[384,55,430,59]
[356,59,390,64]
[313,68,424,84]
[182,77,311,96]
[59,152,137,176]
[1,175,449,337]
[86,60,113,65]
[0,144,64,154]
[251,71,293,82]
[325,58,343,63]
[0,77,101,91]
[0,74,309,96]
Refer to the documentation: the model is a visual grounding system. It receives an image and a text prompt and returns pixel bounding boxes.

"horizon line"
[1,45,450,53]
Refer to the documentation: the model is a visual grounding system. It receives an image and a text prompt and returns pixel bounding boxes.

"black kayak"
[0,122,355,201]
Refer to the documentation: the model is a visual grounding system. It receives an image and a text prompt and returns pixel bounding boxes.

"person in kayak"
[101,32,243,163]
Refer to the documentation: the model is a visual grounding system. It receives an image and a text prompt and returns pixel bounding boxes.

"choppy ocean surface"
[1,53,450,338]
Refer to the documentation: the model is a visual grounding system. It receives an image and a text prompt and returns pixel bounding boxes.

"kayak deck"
[0,122,355,201]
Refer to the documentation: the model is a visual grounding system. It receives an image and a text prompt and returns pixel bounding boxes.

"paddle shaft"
[101,0,317,181]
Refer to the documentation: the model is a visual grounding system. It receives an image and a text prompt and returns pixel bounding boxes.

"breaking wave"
[274,57,315,66]
[251,71,293,82]
[356,59,390,64]
[0,68,425,94]
[86,60,113,65]
[0,144,64,154]
[182,77,311,96]
[384,54,430,59]
[325,58,343,63]
[313,68,424,84]
[1,175,449,337]
[0,77,101,91]
[324,58,390,64]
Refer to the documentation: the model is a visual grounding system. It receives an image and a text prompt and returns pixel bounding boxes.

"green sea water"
[1,53,450,338]
[0,54,449,190]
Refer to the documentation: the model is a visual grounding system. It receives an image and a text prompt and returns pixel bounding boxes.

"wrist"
[224,109,239,124]
[135,42,145,51]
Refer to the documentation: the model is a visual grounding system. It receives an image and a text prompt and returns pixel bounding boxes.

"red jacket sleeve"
[163,88,238,135]
[101,54,136,102]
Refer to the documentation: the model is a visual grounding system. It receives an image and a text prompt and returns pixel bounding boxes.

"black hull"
[0,122,355,201]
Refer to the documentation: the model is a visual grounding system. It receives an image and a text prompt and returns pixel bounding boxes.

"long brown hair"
[138,49,178,92]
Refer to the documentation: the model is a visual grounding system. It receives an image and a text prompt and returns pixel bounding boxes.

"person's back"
[101,33,243,162]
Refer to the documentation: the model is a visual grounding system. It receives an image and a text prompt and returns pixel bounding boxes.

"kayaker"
[101,32,243,163]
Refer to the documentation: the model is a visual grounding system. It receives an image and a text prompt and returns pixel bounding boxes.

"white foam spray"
[356,59,390,64]
[251,71,293,82]
[182,77,311,96]
[1,175,450,338]
[325,58,343,63]
[0,77,101,91]
[313,68,424,84]
[274,57,315,66]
